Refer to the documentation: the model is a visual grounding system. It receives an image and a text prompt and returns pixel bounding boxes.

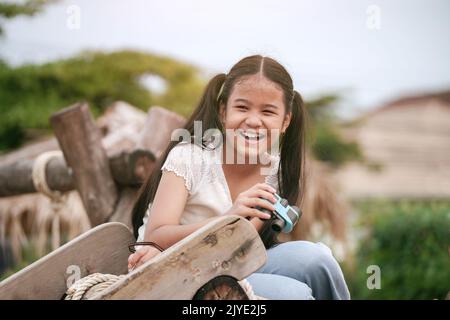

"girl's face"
[220,74,292,163]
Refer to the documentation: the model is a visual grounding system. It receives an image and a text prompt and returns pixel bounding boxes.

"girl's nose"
[245,114,263,127]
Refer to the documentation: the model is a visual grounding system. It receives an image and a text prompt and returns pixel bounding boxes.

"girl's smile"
[236,129,266,142]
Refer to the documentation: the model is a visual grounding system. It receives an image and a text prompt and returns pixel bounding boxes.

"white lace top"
[137,142,281,241]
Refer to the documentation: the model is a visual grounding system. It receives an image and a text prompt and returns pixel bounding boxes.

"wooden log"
[0,149,155,197]
[97,101,147,156]
[109,149,156,187]
[92,216,267,300]
[0,156,73,197]
[0,222,134,300]
[50,102,118,226]
[137,106,186,158]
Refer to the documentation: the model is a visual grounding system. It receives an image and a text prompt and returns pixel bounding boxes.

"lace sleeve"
[161,142,199,192]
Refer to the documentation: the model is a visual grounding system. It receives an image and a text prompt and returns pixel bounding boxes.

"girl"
[128,55,350,300]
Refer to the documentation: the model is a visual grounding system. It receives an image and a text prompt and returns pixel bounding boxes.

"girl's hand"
[225,183,277,220]
[127,246,161,272]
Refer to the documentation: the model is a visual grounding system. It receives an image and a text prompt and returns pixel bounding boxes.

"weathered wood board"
[93,216,266,300]
[0,216,266,300]
[0,222,134,299]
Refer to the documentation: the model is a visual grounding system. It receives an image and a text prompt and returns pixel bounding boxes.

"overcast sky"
[1,0,449,118]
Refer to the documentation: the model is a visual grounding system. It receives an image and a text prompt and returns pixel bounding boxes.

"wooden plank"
[50,102,118,226]
[0,222,134,300]
[92,216,266,300]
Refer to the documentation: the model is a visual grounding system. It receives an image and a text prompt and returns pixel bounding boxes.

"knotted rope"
[64,273,126,300]
[32,150,67,251]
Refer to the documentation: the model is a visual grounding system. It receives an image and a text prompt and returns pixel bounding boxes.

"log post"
[50,102,118,226]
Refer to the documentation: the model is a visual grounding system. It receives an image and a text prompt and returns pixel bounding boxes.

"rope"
[32,151,67,251]
[32,151,66,199]
[64,273,125,300]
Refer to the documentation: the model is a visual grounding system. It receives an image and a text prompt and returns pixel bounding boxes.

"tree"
[0,0,57,34]
[0,50,205,151]
[306,94,362,166]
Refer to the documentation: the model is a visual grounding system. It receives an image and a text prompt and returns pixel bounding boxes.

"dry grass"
[0,191,90,263]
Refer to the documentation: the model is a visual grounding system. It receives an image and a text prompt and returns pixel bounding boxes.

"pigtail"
[185,73,227,137]
[259,91,307,249]
[279,90,307,205]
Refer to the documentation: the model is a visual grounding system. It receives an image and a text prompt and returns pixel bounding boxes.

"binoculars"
[257,193,301,233]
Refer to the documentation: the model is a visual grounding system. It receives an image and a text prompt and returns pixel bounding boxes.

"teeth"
[238,130,265,140]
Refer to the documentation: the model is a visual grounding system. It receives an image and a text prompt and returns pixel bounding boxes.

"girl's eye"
[235,105,248,111]
[263,110,276,115]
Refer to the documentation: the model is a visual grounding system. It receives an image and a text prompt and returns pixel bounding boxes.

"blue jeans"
[246,241,351,300]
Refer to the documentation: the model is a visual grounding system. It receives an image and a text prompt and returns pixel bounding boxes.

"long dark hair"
[131,55,307,249]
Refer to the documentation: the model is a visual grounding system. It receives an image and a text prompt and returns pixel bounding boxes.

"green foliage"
[306,94,340,123]
[0,0,57,34]
[0,232,78,281]
[0,50,205,151]
[306,94,362,166]
[0,123,25,150]
[0,0,53,18]
[311,124,362,165]
[346,200,450,299]
[0,242,40,282]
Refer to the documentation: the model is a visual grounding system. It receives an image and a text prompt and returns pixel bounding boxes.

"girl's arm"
[129,176,274,271]
[143,173,273,249]
[142,170,215,249]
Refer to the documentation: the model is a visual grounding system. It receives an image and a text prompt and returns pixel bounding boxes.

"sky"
[1,0,449,118]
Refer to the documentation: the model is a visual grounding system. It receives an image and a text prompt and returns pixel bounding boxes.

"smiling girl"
[128,55,350,300]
